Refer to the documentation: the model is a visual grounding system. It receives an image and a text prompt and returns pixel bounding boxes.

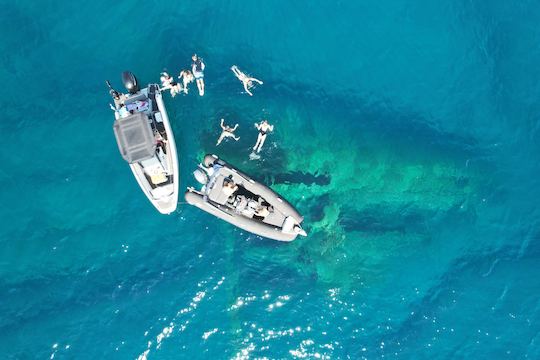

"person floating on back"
[231,65,263,96]
[252,119,274,154]
[192,54,205,96]
[178,70,194,94]
[216,118,240,146]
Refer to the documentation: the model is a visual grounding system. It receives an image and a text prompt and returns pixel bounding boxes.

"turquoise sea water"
[2,0,540,358]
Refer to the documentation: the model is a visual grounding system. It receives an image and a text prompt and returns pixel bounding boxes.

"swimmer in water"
[192,54,206,96]
[216,118,240,146]
[231,65,263,96]
[178,70,194,94]
[252,119,273,153]
[160,72,181,97]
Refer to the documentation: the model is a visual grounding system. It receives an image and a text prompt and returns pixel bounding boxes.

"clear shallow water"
[1,0,540,358]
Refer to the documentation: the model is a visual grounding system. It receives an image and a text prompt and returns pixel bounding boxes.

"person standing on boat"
[216,118,240,146]
[191,54,205,96]
[252,120,274,153]
[106,80,126,108]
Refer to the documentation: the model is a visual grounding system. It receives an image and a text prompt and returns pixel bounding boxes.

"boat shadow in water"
[262,171,331,186]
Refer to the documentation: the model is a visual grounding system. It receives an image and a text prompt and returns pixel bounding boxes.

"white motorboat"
[107,72,179,214]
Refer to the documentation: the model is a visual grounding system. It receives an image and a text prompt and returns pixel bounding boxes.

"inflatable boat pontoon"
[185,155,307,241]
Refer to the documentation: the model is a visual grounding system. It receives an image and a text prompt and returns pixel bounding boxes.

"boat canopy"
[113,112,156,163]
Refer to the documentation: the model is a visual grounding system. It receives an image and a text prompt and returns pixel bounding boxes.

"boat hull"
[185,190,297,242]
[113,84,179,214]
[185,154,306,241]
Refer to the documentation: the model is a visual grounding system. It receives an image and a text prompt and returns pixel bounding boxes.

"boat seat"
[144,99,152,113]
[124,93,146,103]
[151,183,173,198]
[262,210,285,227]
[150,173,167,185]
[140,157,167,185]
[126,99,150,113]
[207,175,232,205]
[140,156,160,169]
[157,147,170,174]
[282,216,296,233]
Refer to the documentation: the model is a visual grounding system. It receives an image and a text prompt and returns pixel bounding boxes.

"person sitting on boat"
[253,197,271,218]
[192,54,205,96]
[160,72,181,97]
[234,195,249,213]
[154,130,167,148]
[252,120,274,153]
[106,80,126,107]
[216,118,240,146]
[110,103,131,118]
[232,196,256,217]
[231,65,263,96]
[178,70,194,94]
[111,91,127,108]
[222,177,238,197]
[254,204,270,218]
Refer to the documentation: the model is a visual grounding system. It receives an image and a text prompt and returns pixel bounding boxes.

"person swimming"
[231,65,263,96]
[178,70,194,94]
[160,72,181,97]
[192,54,205,96]
[252,119,274,153]
[216,118,240,146]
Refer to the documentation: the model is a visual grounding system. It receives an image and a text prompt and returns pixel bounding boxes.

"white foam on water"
[228,295,257,311]
[136,275,226,359]
[232,343,256,360]
[156,324,174,349]
[202,328,219,340]
[137,349,150,360]
[267,294,291,311]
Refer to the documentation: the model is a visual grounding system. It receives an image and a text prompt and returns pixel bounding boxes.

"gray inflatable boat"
[185,155,307,242]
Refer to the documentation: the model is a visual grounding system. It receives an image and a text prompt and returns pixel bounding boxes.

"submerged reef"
[192,94,491,291]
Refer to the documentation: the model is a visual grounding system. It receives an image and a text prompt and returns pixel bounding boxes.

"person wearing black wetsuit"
[191,54,206,96]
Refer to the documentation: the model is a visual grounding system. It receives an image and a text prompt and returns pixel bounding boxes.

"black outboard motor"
[122,71,140,94]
